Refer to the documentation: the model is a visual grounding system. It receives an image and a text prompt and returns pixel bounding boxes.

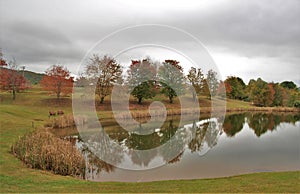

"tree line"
[222,76,299,107]
[1,52,299,108]
[77,55,221,104]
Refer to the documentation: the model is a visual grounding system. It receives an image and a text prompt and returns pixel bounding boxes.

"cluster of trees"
[187,68,218,100]
[1,51,299,108]
[81,55,220,104]
[223,76,300,107]
[1,51,74,100]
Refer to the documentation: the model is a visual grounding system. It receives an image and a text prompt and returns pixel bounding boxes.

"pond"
[64,112,300,182]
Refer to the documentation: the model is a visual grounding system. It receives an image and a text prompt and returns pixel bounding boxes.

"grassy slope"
[0,88,299,193]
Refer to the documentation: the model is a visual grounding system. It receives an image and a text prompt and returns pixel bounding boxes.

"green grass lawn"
[0,88,299,193]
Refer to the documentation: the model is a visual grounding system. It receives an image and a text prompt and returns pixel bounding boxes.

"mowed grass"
[0,87,299,193]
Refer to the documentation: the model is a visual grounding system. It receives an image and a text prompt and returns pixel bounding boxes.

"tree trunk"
[100,96,105,104]
[192,91,196,102]
[169,96,173,103]
[12,87,16,100]
[57,83,61,99]
[138,97,142,104]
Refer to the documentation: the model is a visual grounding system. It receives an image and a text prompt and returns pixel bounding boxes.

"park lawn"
[0,88,299,193]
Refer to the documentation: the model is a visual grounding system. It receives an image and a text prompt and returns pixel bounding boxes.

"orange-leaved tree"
[0,56,29,100]
[40,65,73,99]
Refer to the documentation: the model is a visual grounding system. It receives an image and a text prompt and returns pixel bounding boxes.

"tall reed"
[11,130,85,177]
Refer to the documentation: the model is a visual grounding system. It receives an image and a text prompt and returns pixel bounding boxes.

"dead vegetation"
[11,130,85,177]
[45,115,87,128]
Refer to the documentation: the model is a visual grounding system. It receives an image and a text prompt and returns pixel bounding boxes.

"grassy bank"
[1,171,299,193]
[1,87,299,192]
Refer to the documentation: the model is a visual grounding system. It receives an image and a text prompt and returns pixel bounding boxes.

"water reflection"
[67,112,300,181]
[224,112,300,137]
[81,148,115,180]
[223,113,245,137]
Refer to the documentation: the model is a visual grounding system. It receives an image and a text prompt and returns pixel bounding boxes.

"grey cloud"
[1,21,84,64]
[9,22,71,45]
[0,0,299,85]
[165,0,300,58]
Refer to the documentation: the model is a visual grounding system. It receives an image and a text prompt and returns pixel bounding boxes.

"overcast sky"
[0,0,299,85]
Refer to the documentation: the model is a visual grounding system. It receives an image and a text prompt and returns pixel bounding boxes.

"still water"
[72,112,300,182]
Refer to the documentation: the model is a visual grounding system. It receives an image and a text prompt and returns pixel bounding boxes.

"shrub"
[11,130,85,177]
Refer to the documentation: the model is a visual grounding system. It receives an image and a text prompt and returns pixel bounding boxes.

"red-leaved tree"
[0,51,7,67]
[40,65,73,99]
[0,57,29,100]
[0,51,7,90]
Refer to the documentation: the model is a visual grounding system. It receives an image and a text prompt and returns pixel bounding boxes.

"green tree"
[158,60,185,103]
[127,59,156,104]
[287,89,298,107]
[280,81,297,90]
[248,78,270,106]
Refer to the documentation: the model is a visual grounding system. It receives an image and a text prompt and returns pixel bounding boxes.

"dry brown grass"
[45,115,87,128]
[11,129,85,177]
[114,108,201,120]
[226,107,300,113]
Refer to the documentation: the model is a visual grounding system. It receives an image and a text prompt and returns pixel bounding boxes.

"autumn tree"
[187,67,205,101]
[224,76,246,100]
[216,81,230,99]
[0,51,7,90]
[272,83,284,106]
[127,59,156,104]
[279,81,299,107]
[0,58,28,100]
[85,55,122,104]
[158,60,185,103]
[0,50,7,67]
[266,83,275,107]
[40,65,73,99]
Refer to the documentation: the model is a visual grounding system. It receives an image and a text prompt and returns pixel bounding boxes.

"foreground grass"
[1,88,299,192]
[1,171,299,193]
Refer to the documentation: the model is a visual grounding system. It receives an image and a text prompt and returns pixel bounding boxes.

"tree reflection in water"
[224,112,300,137]
[188,122,208,153]
[81,148,115,180]
[75,112,299,179]
[223,113,246,137]
[78,128,124,176]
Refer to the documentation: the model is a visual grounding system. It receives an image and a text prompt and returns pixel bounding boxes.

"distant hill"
[23,70,44,85]
[0,67,44,85]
